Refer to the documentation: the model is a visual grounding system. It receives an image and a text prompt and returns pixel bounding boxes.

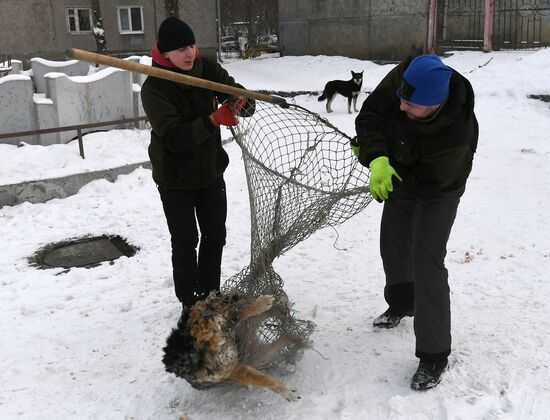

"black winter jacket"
[355,56,478,198]
[141,57,244,189]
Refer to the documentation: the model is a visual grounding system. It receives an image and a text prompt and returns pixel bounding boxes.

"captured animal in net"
[221,99,373,369]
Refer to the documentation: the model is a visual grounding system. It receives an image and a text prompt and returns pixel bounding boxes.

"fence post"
[77,128,85,159]
[484,0,494,52]
[427,0,439,53]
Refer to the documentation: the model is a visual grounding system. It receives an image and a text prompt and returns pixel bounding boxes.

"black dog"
[318,70,363,114]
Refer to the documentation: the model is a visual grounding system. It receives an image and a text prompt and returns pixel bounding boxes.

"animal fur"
[162,292,311,401]
[318,70,364,113]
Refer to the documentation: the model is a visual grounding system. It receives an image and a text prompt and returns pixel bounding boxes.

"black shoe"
[410,358,448,391]
[373,308,414,328]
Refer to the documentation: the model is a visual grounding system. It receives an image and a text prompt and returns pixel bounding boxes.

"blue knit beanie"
[396,54,452,106]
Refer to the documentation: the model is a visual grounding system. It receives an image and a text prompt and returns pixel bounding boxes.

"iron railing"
[436,0,550,51]
[0,116,148,159]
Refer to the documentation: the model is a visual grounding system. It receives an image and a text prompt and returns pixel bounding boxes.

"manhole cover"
[30,235,139,269]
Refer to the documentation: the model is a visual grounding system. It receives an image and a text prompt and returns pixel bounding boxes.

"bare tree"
[253,0,278,36]
[219,0,278,58]
[221,0,278,39]
[91,0,107,53]
[164,0,179,17]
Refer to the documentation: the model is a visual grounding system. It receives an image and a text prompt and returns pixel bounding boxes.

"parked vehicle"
[256,34,280,53]
[220,36,240,52]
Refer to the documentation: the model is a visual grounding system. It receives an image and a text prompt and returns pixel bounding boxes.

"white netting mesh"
[221,99,373,366]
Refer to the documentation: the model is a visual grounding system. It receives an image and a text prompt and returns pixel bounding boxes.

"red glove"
[209,103,238,127]
[230,97,247,114]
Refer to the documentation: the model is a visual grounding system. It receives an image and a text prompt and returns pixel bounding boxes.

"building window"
[66,8,93,33]
[118,7,144,34]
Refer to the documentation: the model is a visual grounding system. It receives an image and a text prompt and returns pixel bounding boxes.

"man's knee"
[201,231,226,248]
[171,235,199,253]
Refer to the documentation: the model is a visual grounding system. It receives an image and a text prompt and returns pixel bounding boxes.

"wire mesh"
[222,99,373,367]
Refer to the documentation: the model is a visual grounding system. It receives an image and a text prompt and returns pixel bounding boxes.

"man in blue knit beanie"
[354,54,478,390]
[397,54,452,107]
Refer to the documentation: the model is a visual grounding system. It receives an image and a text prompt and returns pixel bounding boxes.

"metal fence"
[0,117,148,159]
[436,0,550,51]
[437,0,485,50]
[493,0,550,49]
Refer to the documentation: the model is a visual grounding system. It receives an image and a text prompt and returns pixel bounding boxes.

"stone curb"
[0,137,236,208]
[0,161,152,208]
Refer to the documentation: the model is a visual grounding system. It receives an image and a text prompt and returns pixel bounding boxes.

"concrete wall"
[45,68,135,143]
[0,0,218,67]
[1,59,23,75]
[0,60,144,146]
[34,95,59,146]
[279,0,429,61]
[31,58,90,93]
[179,0,219,60]
[0,76,37,145]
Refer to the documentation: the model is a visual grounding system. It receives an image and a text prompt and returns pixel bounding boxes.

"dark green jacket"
[141,57,240,189]
[355,56,478,198]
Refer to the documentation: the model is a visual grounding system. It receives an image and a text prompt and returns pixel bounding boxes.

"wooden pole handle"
[66,48,284,105]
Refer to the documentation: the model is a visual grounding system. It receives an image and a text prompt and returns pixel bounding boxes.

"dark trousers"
[158,177,227,307]
[380,182,464,361]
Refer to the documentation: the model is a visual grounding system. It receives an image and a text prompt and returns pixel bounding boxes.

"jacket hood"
[150,42,176,68]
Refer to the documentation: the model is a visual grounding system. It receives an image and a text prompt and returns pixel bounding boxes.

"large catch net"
[222,99,373,367]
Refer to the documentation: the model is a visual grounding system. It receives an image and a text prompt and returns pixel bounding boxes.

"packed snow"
[1,49,550,419]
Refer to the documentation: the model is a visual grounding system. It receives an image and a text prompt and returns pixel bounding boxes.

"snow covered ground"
[1,49,550,419]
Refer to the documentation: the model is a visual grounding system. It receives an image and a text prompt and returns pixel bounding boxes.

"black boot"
[410,358,448,391]
[373,307,414,328]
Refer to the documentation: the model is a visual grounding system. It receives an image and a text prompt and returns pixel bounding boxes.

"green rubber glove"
[369,156,402,201]
[350,137,360,157]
